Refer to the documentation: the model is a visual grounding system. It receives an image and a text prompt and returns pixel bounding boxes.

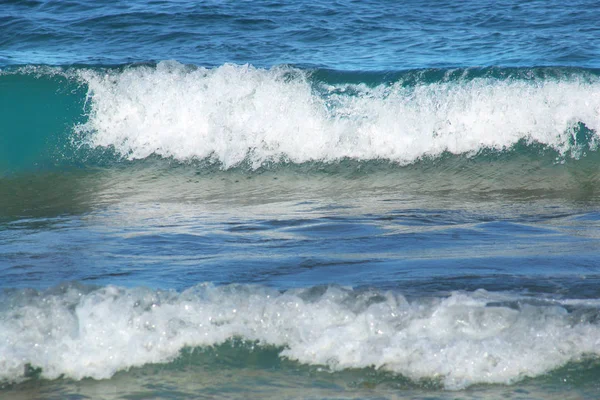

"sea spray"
[2,283,599,389]
[76,62,600,167]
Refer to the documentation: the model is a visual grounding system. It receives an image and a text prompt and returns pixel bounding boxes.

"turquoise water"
[2,1,600,399]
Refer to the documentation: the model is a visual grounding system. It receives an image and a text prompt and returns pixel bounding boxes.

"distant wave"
[1,62,599,172]
[1,283,599,389]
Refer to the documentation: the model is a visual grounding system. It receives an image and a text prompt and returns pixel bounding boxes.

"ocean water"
[2,1,600,399]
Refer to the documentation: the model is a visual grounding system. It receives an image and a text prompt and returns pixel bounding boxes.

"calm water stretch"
[2,1,600,399]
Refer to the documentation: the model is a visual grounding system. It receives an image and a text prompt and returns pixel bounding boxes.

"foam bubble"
[1,284,599,389]
[74,62,600,168]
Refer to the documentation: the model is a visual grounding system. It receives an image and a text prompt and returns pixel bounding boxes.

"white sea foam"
[74,61,600,168]
[1,284,599,389]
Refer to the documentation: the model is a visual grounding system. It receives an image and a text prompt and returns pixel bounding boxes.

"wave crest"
[74,61,600,168]
[2,283,599,389]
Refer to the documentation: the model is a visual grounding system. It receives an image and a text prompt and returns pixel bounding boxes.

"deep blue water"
[2,0,600,69]
[1,1,600,399]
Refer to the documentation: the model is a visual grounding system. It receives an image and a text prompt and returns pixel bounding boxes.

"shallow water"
[2,0,600,398]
